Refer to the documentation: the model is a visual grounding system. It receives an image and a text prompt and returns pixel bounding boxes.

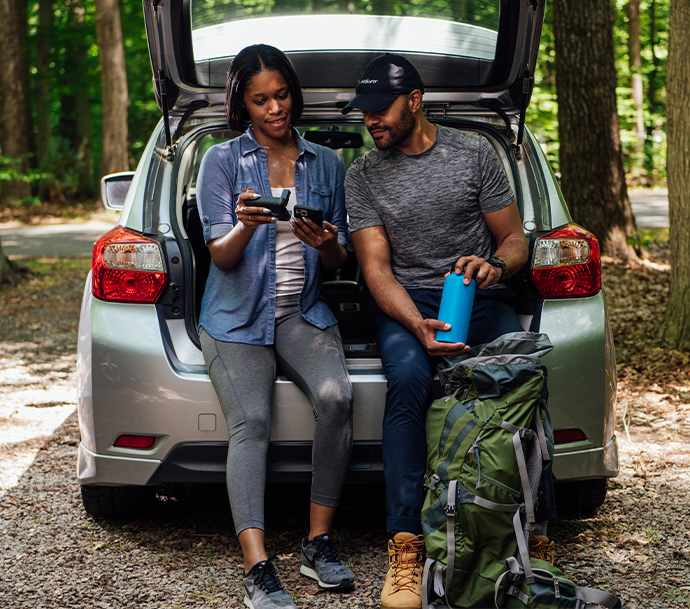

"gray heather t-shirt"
[345,125,515,290]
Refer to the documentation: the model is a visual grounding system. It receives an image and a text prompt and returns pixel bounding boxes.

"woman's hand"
[290,217,339,252]
[291,218,347,271]
[235,189,275,230]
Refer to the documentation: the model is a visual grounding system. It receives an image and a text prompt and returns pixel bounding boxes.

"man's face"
[362,94,416,150]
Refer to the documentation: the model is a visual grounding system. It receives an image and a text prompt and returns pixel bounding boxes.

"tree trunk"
[658,0,690,351]
[647,0,659,109]
[35,0,53,167]
[626,0,645,183]
[553,0,639,262]
[0,237,20,285]
[94,0,129,184]
[62,0,95,197]
[0,0,32,207]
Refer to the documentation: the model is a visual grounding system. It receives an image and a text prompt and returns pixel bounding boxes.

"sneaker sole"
[243,596,253,609]
[299,564,354,590]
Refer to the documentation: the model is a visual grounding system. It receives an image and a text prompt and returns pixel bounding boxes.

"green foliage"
[0,155,51,206]
[613,0,669,184]
[36,137,90,201]
[530,5,559,170]
[121,0,160,159]
[530,0,669,183]
[9,0,672,206]
[626,226,669,249]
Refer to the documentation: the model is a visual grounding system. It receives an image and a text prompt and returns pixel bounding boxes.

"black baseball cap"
[341,53,424,115]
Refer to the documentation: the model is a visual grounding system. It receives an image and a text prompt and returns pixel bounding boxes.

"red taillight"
[113,435,156,449]
[531,223,601,299]
[553,428,588,444]
[92,227,167,303]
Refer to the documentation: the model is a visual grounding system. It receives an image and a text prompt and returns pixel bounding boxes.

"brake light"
[92,227,167,303]
[531,223,601,298]
[114,435,156,449]
[553,429,588,444]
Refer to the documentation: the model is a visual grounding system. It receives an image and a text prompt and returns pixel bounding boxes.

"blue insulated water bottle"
[435,271,476,344]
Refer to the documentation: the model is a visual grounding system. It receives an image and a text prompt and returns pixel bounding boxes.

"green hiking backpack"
[420,332,623,609]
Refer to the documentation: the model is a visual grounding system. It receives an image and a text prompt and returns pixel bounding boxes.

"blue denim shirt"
[196,126,347,345]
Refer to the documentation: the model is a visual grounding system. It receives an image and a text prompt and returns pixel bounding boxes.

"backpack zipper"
[468,413,496,490]
[470,438,482,489]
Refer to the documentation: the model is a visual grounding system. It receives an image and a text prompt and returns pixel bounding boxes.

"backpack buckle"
[519,428,534,441]
[426,474,441,491]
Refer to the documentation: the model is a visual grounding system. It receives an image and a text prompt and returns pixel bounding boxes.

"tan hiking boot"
[529,534,555,564]
[380,532,425,609]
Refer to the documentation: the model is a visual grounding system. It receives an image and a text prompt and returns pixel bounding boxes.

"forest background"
[0,0,670,208]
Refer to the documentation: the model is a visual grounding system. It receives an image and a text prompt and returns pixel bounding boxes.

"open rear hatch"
[143,0,545,146]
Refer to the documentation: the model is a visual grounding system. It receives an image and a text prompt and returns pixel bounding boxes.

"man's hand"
[414,318,471,357]
[450,255,502,290]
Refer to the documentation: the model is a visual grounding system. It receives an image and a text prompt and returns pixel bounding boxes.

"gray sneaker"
[300,534,355,590]
[243,558,297,609]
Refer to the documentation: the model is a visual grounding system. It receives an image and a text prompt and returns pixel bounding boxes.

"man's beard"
[369,105,416,150]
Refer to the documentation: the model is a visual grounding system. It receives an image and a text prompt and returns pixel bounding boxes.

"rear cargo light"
[531,223,601,298]
[114,435,156,449]
[553,428,588,444]
[92,227,167,303]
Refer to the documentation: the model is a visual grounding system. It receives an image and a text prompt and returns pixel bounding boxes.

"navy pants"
[375,288,557,534]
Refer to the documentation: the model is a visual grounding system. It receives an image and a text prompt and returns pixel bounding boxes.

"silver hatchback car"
[77,0,618,517]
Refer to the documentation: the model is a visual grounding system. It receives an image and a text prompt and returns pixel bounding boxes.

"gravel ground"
[1,252,689,608]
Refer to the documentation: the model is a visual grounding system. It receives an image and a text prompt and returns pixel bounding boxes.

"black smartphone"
[293,205,324,227]
[253,189,291,221]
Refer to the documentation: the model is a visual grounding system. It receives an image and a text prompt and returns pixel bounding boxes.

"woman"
[196,45,354,609]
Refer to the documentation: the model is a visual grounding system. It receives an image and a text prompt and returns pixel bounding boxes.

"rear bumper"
[552,435,619,481]
[78,294,618,488]
[78,435,618,488]
[78,441,384,486]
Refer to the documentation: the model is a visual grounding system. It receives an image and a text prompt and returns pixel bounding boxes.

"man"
[342,54,556,609]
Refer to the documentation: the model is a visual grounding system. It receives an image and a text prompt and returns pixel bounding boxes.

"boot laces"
[389,535,424,592]
[529,535,555,564]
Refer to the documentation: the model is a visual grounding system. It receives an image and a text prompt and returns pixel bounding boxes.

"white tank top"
[272,186,305,297]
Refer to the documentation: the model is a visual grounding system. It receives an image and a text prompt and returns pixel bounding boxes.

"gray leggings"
[199,307,353,535]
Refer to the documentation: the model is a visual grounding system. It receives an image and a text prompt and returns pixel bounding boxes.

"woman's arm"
[207,190,275,271]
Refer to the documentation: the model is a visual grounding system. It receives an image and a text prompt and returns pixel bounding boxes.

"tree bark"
[647,0,659,109]
[61,0,95,197]
[0,0,32,206]
[94,0,130,184]
[35,0,53,167]
[553,0,639,262]
[626,0,645,182]
[658,0,690,351]
[0,237,20,285]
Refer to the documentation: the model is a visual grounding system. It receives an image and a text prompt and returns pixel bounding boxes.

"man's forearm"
[493,233,529,280]
[364,270,424,337]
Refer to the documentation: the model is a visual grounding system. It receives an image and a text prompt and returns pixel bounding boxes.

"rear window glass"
[190,0,500,63]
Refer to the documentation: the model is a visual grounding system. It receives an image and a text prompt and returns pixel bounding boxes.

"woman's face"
[242,69,293,143]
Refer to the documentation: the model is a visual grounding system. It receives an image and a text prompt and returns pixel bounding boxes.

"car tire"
[80,485,156,518]
[554,478,608,515]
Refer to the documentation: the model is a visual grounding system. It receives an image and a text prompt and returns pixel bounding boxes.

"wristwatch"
[485,256,507,282]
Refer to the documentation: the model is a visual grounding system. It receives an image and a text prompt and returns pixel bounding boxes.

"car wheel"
[80,485,156,518]
[555,478,608,515]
